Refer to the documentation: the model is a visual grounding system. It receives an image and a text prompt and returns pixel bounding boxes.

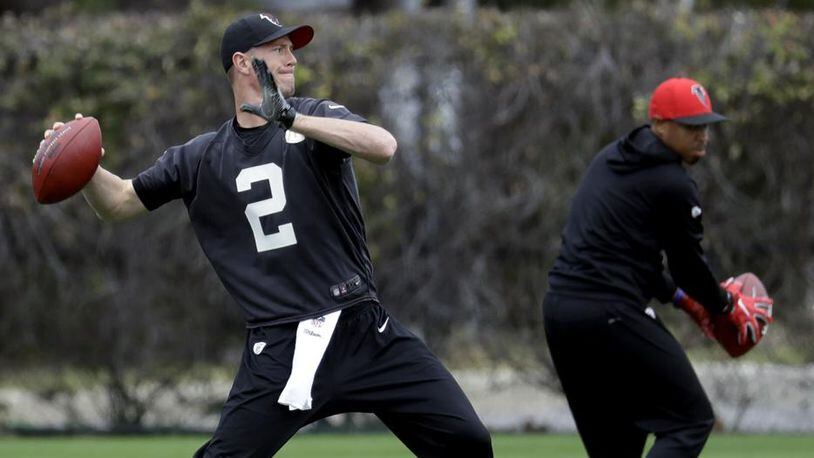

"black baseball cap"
[220,13,314,73]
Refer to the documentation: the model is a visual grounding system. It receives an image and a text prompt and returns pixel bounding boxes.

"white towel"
[277,309,341,411]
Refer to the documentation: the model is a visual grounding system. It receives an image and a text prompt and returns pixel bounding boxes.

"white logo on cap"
[259,14,281,27]
[691,206,702,219]
[691,84,708,107]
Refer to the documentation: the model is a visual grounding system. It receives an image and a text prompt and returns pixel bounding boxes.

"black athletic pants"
[543,293,715,458]
[194,301,492,457]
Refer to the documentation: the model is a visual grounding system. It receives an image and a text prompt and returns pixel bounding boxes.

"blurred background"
[1,0,813,437]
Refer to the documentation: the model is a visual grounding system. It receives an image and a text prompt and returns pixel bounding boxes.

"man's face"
[249,36,297,97]
[653,120,710,165]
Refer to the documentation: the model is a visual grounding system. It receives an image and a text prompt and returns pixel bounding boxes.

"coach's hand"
[673,289,715,340]
[719,278,773,346]
[241,58,297,129]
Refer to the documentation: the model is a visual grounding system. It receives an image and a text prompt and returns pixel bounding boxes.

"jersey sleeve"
[305,99,367,124]
[657,172,729,313]
[294,98,368,161]
[132,134,211,210]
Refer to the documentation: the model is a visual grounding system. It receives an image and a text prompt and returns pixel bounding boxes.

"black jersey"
[133,98,379,327]
[548,125,729,312]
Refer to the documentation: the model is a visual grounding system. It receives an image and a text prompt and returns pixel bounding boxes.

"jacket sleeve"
[657,172,730,313]
[653,270,676,304]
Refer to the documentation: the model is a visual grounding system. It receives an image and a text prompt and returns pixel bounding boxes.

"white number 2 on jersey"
[235,163,297,252]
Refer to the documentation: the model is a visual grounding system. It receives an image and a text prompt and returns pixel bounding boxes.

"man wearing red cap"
[41,12,492,458]
[542,77,744,457]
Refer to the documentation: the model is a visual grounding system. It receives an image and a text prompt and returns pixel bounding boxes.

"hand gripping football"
[32,116,102,204]
[713,272,774,358]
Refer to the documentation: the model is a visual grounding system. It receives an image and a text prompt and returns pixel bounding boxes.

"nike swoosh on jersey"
[377,317,389,333]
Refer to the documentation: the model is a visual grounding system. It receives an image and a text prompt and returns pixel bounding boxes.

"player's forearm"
[291,114,397,164]
[82,166,146,221]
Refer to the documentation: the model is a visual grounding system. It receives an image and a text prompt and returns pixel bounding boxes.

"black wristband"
[280,105,297,129]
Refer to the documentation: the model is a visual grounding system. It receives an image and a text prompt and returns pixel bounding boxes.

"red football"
[32,116,102,204]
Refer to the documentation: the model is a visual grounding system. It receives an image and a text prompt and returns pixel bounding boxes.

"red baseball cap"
[648,77,727,125]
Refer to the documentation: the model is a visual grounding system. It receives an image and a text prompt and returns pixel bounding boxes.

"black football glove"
[240,58,297,129]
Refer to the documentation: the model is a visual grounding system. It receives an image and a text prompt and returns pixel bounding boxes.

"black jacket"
[547,125,729,312]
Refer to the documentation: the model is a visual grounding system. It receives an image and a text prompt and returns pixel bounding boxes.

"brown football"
[32,116,102,204]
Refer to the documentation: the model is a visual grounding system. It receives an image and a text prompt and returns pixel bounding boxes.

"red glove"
[673,289,715,340]
[713,278,774,357]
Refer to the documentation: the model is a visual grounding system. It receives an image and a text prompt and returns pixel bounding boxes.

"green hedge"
[1,2,813,379]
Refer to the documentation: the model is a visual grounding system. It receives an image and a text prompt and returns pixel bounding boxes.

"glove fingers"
[240,103,265,118]
[722,278,742,290]
[277,86,288,103]
[271,89,284,106]
[743,322,757,345]
[755,302,772,313]
[252,58,275,89]
[251,58,267,76]
[736,298,750,315]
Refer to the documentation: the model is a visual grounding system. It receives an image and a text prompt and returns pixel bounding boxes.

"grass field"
[1,433,813,457]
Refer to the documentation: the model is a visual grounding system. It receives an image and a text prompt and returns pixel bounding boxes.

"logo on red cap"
[691,84,708,108]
